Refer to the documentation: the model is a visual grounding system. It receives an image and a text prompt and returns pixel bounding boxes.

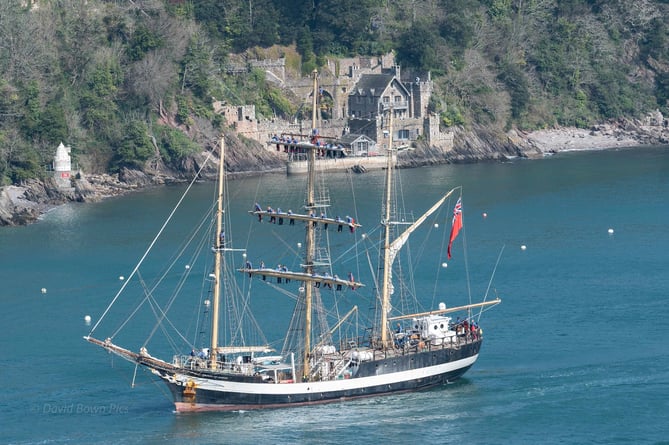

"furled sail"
[386,188,458,294]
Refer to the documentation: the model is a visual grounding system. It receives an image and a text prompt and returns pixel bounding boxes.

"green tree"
[114,120,154,169]
[497,63,530,120]
[640,18,668,62]
[127,24,164,61]
[439,4,475,57]
[181,33,214,99]
[39,99,69,144]
[193,0,247,52]
[158,126,201,166]
[487,0,512,21]
[656,72,669,114]
[80,60,123,135]
[296,26,317,74]
[21,81,41,139]
[9,142,41,183]
[246,0,280,48]
[590,68,641,119]
[311,0,379,56]
[396,21,440,71]
[275,0,312,45]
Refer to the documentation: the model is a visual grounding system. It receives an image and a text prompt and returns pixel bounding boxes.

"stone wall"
[425,115,454,150]
[215,104,263,140]
[250,58,286,84]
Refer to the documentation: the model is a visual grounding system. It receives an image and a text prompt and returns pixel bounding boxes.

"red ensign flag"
[447,198,463,259]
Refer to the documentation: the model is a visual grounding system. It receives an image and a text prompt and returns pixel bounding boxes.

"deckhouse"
[337,133,378,157]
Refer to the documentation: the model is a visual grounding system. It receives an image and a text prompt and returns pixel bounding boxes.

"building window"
[398,129,410,140]
[394,95,402,103]
[355,141,368,155]
[383,96,389,103]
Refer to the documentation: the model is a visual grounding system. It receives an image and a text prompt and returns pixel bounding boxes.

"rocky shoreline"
[521,121,663,154]
[2,116,667,227]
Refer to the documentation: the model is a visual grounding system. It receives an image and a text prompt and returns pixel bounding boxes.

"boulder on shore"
[0,174,133,226]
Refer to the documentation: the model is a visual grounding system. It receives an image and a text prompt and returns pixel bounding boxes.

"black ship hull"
[156,340,481,412]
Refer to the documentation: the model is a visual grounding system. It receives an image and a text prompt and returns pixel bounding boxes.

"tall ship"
[85,70,501,412]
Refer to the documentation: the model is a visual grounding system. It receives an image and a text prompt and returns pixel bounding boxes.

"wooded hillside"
[1,0,667,185]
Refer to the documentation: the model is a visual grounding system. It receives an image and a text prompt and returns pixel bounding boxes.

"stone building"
[214,103,262,140]
[336,133,378,157]
[228,51,452,151]
[346,66,436,145]
[348,73,410,120]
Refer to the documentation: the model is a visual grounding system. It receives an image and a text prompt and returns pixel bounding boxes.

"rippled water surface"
[1,146,668,444]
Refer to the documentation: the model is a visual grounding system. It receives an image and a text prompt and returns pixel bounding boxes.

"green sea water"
[1,146,668,444]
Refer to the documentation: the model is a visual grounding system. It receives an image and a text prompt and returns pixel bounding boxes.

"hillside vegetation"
[1,0,667,185]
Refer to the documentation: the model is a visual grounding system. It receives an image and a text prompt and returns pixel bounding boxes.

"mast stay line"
[88,152,215,336]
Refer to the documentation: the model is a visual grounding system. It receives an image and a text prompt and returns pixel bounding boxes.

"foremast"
[210,136,225,370]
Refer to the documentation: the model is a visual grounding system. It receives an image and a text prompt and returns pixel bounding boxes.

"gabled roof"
[351,74,394,96]
[350,73,411,98]
[338,133,375,145]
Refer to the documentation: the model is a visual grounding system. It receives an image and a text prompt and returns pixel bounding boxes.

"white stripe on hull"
[166,353,478,403]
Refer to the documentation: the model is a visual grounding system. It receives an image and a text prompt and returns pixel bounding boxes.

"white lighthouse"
[53,142,72,188]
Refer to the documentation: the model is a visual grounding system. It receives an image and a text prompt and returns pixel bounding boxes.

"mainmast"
[380,108,394,348]
[303,69,318,380]
[210,137,225,370]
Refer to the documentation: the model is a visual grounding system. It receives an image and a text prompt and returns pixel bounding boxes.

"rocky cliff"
[2,119,667,226]
[0,134,285,226]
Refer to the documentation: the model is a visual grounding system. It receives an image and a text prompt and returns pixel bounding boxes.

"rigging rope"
[88,151,214,336]
[477,245,505,323]
[109,207,212,342]
[461,190,473,310]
